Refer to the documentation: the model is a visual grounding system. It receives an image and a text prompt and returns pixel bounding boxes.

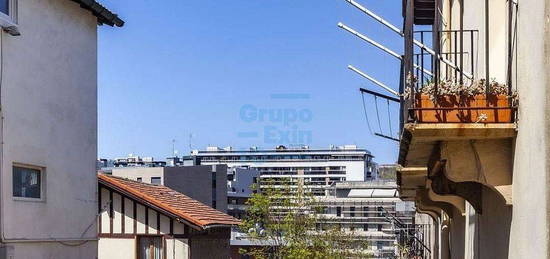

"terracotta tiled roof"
[98,174,240,229]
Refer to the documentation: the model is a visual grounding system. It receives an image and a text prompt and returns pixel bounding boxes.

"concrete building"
[362,0,550,257]
[98,174,240,259]
[316,181,423,258]
[189,145,377,196]
[0,1,122,258]
[227,167,260,219]
[113,154,167,168]
[111,165,228,212]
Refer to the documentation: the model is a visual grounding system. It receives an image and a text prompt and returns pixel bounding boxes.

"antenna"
[172,139,176,157]
[188,133,194,151]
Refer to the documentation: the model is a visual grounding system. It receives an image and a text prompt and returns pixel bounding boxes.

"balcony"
[397,23,516,215]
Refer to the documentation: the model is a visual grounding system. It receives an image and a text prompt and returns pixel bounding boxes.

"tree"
[239,179,371,259]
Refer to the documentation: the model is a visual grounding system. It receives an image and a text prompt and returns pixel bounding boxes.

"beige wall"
[434,0,550,258]
[0,0,100,257]
[509,0,550,258]
[98,239,135,259]
[440,0,508,82]
[112,167,165,184]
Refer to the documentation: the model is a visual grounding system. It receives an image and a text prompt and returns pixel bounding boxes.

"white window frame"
[0,0,18,36]
[12,163,46,202]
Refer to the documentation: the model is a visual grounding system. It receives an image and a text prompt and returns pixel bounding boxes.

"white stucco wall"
[98,238,135,259]
[509,0,550,258]
[0,0,100,257]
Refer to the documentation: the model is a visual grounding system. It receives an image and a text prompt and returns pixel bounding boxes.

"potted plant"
[404,76,517,123]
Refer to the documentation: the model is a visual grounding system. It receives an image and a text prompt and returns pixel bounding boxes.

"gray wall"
[1,0,98,257]
[165,165,228,212]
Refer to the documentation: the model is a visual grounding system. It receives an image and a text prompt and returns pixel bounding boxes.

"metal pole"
[350,65,399,96]
[342,0,473,79]
[338,23,433,76]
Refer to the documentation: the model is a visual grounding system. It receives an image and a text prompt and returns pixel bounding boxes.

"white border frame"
[0,0,18,35]
[12,163,46,202]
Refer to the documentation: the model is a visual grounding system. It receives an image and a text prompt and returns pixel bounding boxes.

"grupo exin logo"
[238,94,313,144]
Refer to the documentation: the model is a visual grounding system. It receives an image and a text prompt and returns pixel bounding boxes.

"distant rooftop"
[332,180,398,189]
[192,144,372,155]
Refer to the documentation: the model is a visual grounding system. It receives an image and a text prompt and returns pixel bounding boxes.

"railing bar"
[409,106,517,111]
[359,88,400,103]
[460,22,464,85]
[454,30,458,83]
[439,29,479,32]
[416,50,420,89]
[421,32,425,88]
[471,31,475,82]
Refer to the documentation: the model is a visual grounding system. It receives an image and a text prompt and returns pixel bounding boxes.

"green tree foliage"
[239,179,371,259]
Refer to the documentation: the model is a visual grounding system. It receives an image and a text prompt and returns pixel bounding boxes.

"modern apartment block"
[111,165,228,212]
[0,0,122,258]
[316,181,422,258]
[226,167,260,219]
[189,145,376,196]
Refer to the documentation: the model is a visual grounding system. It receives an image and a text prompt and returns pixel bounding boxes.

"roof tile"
[98,174,240,229]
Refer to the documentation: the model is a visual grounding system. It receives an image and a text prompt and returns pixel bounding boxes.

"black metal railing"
[409,29,479,95]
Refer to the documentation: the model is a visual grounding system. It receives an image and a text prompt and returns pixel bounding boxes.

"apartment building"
[189,145,376,196]
[226,167,260,219]
[316,181,422,258]
[364,0,550,258]
[0,1,122,258]
[111,165,228,212]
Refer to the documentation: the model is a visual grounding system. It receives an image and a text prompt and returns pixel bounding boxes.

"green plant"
[239,179,371,259]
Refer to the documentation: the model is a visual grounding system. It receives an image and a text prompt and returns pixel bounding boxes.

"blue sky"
[98,0,403,164]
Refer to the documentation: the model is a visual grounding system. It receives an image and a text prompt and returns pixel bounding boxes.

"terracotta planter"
[413,94,514,123]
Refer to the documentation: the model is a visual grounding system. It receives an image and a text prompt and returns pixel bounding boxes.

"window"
[151,177,161,185]
[136,177,143,182]
[13,165,43,200]
[350,206,355,217]
[336,206,341,217]
[138,236,163,259]
[211,172,217,208]
[0,0,18,35]
[363,224,369,231]
[0,0,7,16]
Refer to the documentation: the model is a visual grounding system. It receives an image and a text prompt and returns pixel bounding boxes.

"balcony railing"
[400,27,517,126]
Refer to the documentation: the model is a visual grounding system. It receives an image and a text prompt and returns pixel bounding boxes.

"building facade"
[111,165,228,212]
[0,1,122,258]
[316,181,422,258]
[378,0,550,258]
[227,167,260,219]
[189,145,376,196]
[98,174,240,259]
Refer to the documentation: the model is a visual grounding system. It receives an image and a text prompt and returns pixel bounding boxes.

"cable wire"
[374,96,383,133]
[360,92,373,134]
[387,99,393,137]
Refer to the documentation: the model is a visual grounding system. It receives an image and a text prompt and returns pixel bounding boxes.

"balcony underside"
[399,123,517,167]
[398,123,517,215]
